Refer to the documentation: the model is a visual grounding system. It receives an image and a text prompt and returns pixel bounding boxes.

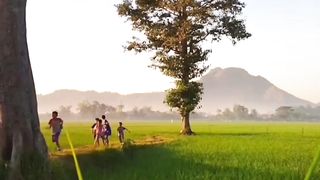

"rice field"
[41,121,320,180]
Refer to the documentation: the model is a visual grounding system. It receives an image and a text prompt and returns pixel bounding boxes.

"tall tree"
[0,0,49,179]
[117,0,250,135]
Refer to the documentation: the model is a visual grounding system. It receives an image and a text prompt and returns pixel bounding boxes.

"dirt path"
[50,136,174,159]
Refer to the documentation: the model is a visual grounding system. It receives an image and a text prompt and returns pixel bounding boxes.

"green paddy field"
[41,121,320,180]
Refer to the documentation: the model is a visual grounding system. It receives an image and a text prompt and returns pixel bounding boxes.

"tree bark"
[0,0,49,179]
[180,112,194,135]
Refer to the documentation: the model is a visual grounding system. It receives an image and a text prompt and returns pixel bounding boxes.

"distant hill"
[200,67,313,113]
[37,67,313,114]
[37,90,166,113]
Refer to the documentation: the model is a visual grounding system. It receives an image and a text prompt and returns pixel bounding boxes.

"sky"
[26,0,320,103]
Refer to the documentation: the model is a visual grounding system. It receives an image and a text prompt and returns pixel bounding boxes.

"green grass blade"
[305,145,320,180]
[66,129,84,180]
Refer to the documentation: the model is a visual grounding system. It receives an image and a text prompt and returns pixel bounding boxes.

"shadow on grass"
[51,141,301,180]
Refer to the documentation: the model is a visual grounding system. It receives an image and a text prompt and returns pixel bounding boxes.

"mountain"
[200,67,312,113]
[37,67,314,114]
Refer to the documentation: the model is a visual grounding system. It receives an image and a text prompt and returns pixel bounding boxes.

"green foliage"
[165,81,203,114]
[117,0,251,127]
[121,139,136,158]
[122,138,135,149]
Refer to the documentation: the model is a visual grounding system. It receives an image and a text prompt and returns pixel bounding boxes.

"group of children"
[91,115,130,147]
[91,115,111,146]
[48,111,130,151]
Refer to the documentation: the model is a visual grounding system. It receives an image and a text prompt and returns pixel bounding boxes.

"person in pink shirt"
[94,119,105,147]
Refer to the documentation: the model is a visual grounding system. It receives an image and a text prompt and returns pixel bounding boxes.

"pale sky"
[26,0,320,103]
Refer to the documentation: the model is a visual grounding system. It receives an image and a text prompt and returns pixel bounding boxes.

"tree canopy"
[117,0,251,134]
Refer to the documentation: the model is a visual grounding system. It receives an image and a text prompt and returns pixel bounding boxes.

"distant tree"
[222,108,234,120]
[139,106,153,116]
[215,109,223,120]
[275,106,293,120]
[58,105,73,119]
[92,101,109,116]
[233,104,249,120]
[117,104,125,113]
[78,101,117,119]
[115,104,127,119]
[105,105,117,114]
[249,109,258,119]
[117,0,251,135]
[131,106,140,116]
[297,105,320,120]
[216,109,222,115]
[78,101,92,118]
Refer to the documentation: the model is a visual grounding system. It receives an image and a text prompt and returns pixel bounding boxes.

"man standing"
[48,111,63,151]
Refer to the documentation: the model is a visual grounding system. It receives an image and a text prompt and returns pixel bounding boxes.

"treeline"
[271,106,320,121]
[39,100,180,121]
[213,105,259,120]
[213,105,320,121]
[39,101,320,121]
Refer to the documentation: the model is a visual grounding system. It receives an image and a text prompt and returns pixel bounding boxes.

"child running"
[48,111,63,151]
[102,115,111,146]
[94,119,105,147]
[91,118,99,140]
[117,122,129,144]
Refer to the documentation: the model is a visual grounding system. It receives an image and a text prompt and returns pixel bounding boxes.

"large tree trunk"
[180,112,194,135]
[0,0,49,179]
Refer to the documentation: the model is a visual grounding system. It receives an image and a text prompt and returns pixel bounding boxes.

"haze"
[26,0,320,103]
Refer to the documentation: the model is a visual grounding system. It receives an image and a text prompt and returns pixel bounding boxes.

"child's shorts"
[52,132,61,142]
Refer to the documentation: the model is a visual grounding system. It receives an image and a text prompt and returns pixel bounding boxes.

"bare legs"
[53,132,61,151]
[94,134,106,147]
[104,135,109,147]
[119,134,124,144]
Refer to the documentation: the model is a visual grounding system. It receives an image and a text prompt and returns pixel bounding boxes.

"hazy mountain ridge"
[200,68,312,113]
[37,90,166,113]
[37,67,313,114]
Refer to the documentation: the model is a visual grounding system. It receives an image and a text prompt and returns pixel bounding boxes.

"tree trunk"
[180,112,194,135]
[0,0,49,179]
